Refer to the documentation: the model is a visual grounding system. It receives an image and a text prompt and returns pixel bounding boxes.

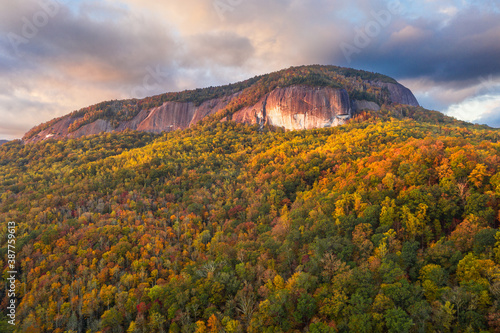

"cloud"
[399,76,500,111]
[327,2,500,121]
[0,0,182,139]
[1,0,500,139]
[445,93,500,124]
[0,91,61,140]
[337,5,500,82]
[475,106,500,128]
[183,32,254,68]
[2,0,178,82]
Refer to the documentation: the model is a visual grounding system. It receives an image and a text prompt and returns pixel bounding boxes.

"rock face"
[133,94,236,133]
[24,117,114,143]
[72,119,115,138]
[233,86,351,130]
[372,81,420,107]
[352,100,381,112]
[25,95,236,143]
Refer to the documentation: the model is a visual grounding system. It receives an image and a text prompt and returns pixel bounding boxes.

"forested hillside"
[2,105,500,332]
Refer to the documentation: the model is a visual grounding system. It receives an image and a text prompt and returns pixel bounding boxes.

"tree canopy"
[2,106,500,332]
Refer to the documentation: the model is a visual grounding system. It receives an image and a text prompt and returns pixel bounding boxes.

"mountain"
[0,140,8,146]
[5,66,500,332]
[23,65,419,143]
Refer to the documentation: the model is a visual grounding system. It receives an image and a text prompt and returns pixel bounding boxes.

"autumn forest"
[2,73,500,333]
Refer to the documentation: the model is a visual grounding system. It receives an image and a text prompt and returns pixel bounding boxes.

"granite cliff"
[23,65,420,143]
[23,95,237,143]
[232,86,352,130]
[370,81,420,106]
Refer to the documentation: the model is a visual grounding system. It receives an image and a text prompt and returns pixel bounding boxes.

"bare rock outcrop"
[134,93,237,133]
[69,119,114,139]
[233,86,351,130]
[136,102,197,133]
[25,95,236,142]
[371,81,420,107]
[352,100,381,112]
[24,116,78,143]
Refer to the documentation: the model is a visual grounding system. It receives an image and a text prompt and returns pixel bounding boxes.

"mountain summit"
[23,65,419,143]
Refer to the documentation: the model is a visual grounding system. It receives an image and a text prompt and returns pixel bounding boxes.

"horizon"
[1,0,500,140]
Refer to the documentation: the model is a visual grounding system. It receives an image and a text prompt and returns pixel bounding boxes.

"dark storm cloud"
[338,6,500,85]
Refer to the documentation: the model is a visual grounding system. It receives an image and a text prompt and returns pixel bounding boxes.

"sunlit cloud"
[0,0,500,139]
[445,94,500,123]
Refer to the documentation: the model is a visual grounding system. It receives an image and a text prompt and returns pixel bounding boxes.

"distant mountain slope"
[23,65,419,143]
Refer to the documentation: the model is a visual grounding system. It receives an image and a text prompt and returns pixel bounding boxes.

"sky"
[1,0,500,140]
